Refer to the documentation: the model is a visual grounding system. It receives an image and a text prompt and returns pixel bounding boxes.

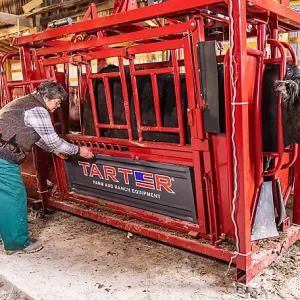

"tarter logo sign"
[64,155,197,223]
[78,162,175,194]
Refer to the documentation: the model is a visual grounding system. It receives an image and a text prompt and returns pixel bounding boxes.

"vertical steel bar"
[32,49,42,79]
[192,17,206,109]
[19,47,32,95]
[230,0,252,275]
[118,57,133,140]
[42,62,51,79]
[271,28,279,58]
[182,36,207,233]
[182,37,202,139]
[171,49,185,146]
[280,41,299,169]
[103,77,115,125]
[129,57,143,141]
[151,73,162,128]
[0,56,13,103]
[86,62,101,136]
[251,24,265,226]
[193,151,208,233]
[58,62,69,135]
[77,65,84,134]
[49,66,56,79]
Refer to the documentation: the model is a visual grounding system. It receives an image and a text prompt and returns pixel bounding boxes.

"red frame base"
[49,195,300,284]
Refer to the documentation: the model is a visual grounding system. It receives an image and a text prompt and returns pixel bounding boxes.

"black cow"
[82,64,190,143]
[262,61,300,152]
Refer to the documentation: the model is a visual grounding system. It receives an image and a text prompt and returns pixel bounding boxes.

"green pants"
[0,158,30,251]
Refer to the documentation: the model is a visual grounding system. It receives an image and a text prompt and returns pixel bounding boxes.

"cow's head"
[275,62,300,106]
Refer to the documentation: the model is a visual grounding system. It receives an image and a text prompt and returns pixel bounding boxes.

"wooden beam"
[0,12,33,27]
[25,0,93,17]
[0,26,36,40]
[39,0,113,26]
[23,0,43,13]
[0,41,17,53]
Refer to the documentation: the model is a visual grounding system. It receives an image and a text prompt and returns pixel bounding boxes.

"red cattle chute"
[1,0,300,284]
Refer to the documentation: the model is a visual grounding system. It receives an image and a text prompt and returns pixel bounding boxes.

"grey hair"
[34,80,68,101]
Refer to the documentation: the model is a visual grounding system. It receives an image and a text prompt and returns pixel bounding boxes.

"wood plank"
[5,59,12,81]
[40,1,113,26]
[0,42,16,53]
[25,0,92,16]
[0,12,33,27]
[0,26,36,40]
[23,0,43,13]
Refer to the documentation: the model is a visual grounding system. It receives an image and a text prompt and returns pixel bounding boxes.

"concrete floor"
[0,211,300,300]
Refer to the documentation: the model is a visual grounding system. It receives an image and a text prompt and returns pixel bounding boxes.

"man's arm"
[35,138,54,153]
[24,107,79,155]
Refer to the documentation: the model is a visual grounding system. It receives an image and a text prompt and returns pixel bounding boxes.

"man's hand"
[79,146,94,159]
[55,152,68,160]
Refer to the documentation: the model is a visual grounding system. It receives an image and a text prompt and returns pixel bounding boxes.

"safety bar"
[263,39,286,177]
[280,41,299,170]
[252,49,264,187]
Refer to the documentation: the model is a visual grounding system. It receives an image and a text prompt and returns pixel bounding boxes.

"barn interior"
[1,0,300,299]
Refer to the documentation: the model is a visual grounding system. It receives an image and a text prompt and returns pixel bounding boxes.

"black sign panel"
[64,155,197,223]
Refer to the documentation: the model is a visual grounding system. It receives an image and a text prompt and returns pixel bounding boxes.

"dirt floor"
[0,211,300,300]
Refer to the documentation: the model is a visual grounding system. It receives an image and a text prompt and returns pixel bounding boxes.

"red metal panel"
[211,135,231,236]
[224,52,259,241]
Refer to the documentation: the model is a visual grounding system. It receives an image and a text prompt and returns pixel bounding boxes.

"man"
[0,80,94,254]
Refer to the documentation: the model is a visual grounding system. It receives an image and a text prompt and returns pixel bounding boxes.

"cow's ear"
[275,80,299,103]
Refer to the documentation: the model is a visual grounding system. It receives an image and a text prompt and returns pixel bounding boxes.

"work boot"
[5,241,43,255]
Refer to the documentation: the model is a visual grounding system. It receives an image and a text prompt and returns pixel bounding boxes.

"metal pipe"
[263,39,286,177]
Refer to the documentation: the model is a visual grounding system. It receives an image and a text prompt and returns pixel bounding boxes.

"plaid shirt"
[24,107,79,155]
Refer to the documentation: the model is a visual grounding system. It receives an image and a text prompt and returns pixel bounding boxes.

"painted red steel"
[263,40,286,177]
[12,0,225,46]
[1,0,300,285]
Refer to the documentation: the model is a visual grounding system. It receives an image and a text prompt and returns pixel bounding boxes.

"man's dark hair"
[35,80,68,101]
